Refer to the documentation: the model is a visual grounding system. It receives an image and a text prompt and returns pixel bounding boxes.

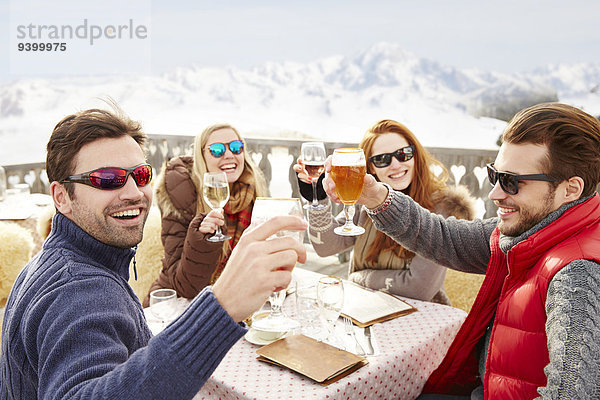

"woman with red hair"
[296,119,476,304]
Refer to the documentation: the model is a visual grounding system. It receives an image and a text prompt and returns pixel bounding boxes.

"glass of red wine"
[301,142,327,210]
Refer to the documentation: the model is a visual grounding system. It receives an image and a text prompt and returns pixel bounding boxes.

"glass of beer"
[330,148,366,236]
[203,171,232,242]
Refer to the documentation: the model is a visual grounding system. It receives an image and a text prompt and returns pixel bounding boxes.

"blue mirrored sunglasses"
[207,140,244,158]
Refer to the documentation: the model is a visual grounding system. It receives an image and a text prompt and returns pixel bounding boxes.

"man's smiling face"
[61,135,152,248]
[489,142,562,237]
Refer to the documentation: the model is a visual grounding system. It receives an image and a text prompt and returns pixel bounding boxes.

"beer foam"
[332,149,365,166]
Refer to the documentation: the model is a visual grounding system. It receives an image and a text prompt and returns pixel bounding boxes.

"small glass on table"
[300,141,327,210]
[294,283,321,338]
[330,148,366,236]
[317,275,344,347]
[149,288,178,329]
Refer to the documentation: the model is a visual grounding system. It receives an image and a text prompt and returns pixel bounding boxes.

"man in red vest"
[323,102,600,399]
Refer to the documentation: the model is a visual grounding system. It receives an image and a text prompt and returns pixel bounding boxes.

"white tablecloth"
[187,268,467,400]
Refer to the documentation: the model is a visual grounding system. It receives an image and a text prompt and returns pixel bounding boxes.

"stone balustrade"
[2,134,500,218]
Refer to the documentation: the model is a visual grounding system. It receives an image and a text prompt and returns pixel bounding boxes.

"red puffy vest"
[423,194,600,399]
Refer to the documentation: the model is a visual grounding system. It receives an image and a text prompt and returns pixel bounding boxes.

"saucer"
[244,328,289,346]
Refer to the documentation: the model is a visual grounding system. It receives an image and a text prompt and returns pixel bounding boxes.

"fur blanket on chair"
[0,222,34,307]
[128,206,164,302]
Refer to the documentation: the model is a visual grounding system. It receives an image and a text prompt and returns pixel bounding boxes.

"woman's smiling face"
[369,132,414,191]
[203,128,245,183]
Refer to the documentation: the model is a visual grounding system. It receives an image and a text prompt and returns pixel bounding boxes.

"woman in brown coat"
[143,123,268,306]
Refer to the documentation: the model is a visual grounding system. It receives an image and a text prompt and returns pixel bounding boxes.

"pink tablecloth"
[193,269,467,400]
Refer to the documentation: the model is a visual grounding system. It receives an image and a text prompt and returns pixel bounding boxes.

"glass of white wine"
[300,141,327,210]
[250,197,305,333]
[203,171,232,242]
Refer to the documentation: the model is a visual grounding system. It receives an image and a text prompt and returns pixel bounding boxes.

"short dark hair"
[46,106,146,197]
[503,102,600,197]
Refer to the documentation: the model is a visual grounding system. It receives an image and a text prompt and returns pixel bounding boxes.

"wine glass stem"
[343,204,355,228]
[270,290,284,316]
[311,181,319,207]
[271,304,282,316]
[326,320,337,344]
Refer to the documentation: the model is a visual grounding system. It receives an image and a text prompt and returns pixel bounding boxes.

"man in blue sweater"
[0,106,307,399]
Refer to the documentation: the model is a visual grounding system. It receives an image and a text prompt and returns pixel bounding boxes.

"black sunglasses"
[486,163,555,195]
[369,145,415,168]
[61,163,153,190]
[207,140,244,158]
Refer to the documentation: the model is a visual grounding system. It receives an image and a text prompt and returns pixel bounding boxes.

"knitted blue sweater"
[0,212,246,399]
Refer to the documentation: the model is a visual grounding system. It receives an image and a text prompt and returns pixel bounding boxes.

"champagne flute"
[250,197,305,333]
[203,172,232,242]
[330,148,366,236]
[317,276,344,347]
[149,288,177,329]
[300,141,327,210]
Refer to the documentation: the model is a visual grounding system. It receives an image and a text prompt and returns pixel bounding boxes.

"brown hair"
[46,105,146,197]
[360,119,448,263]
[503,102,600,197]
[191,123,268,214]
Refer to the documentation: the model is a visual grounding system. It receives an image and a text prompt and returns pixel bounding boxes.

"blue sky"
[2,0,600,82]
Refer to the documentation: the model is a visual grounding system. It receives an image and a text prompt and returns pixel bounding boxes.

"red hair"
[359,120,448,263]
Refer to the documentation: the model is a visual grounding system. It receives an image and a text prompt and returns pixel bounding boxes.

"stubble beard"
[498,186,557,237]
[70,199,149,248]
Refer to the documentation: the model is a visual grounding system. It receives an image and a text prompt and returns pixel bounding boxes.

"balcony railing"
[2,134,500,218]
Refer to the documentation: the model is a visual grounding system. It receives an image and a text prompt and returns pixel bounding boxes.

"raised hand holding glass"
[300,141,327,210]
[203,171,232,242]
[330,148,366,236]
[250,198,305,333]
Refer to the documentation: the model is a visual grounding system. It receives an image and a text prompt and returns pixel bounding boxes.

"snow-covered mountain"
[2,42,600,165]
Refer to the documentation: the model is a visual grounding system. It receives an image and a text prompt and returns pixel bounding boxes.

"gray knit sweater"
[369,190,600,399]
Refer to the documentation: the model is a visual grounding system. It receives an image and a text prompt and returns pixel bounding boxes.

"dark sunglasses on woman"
[60,163,153,190]
[486,163,556,195]
[369,145,415,168]
[207,140,244,158]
